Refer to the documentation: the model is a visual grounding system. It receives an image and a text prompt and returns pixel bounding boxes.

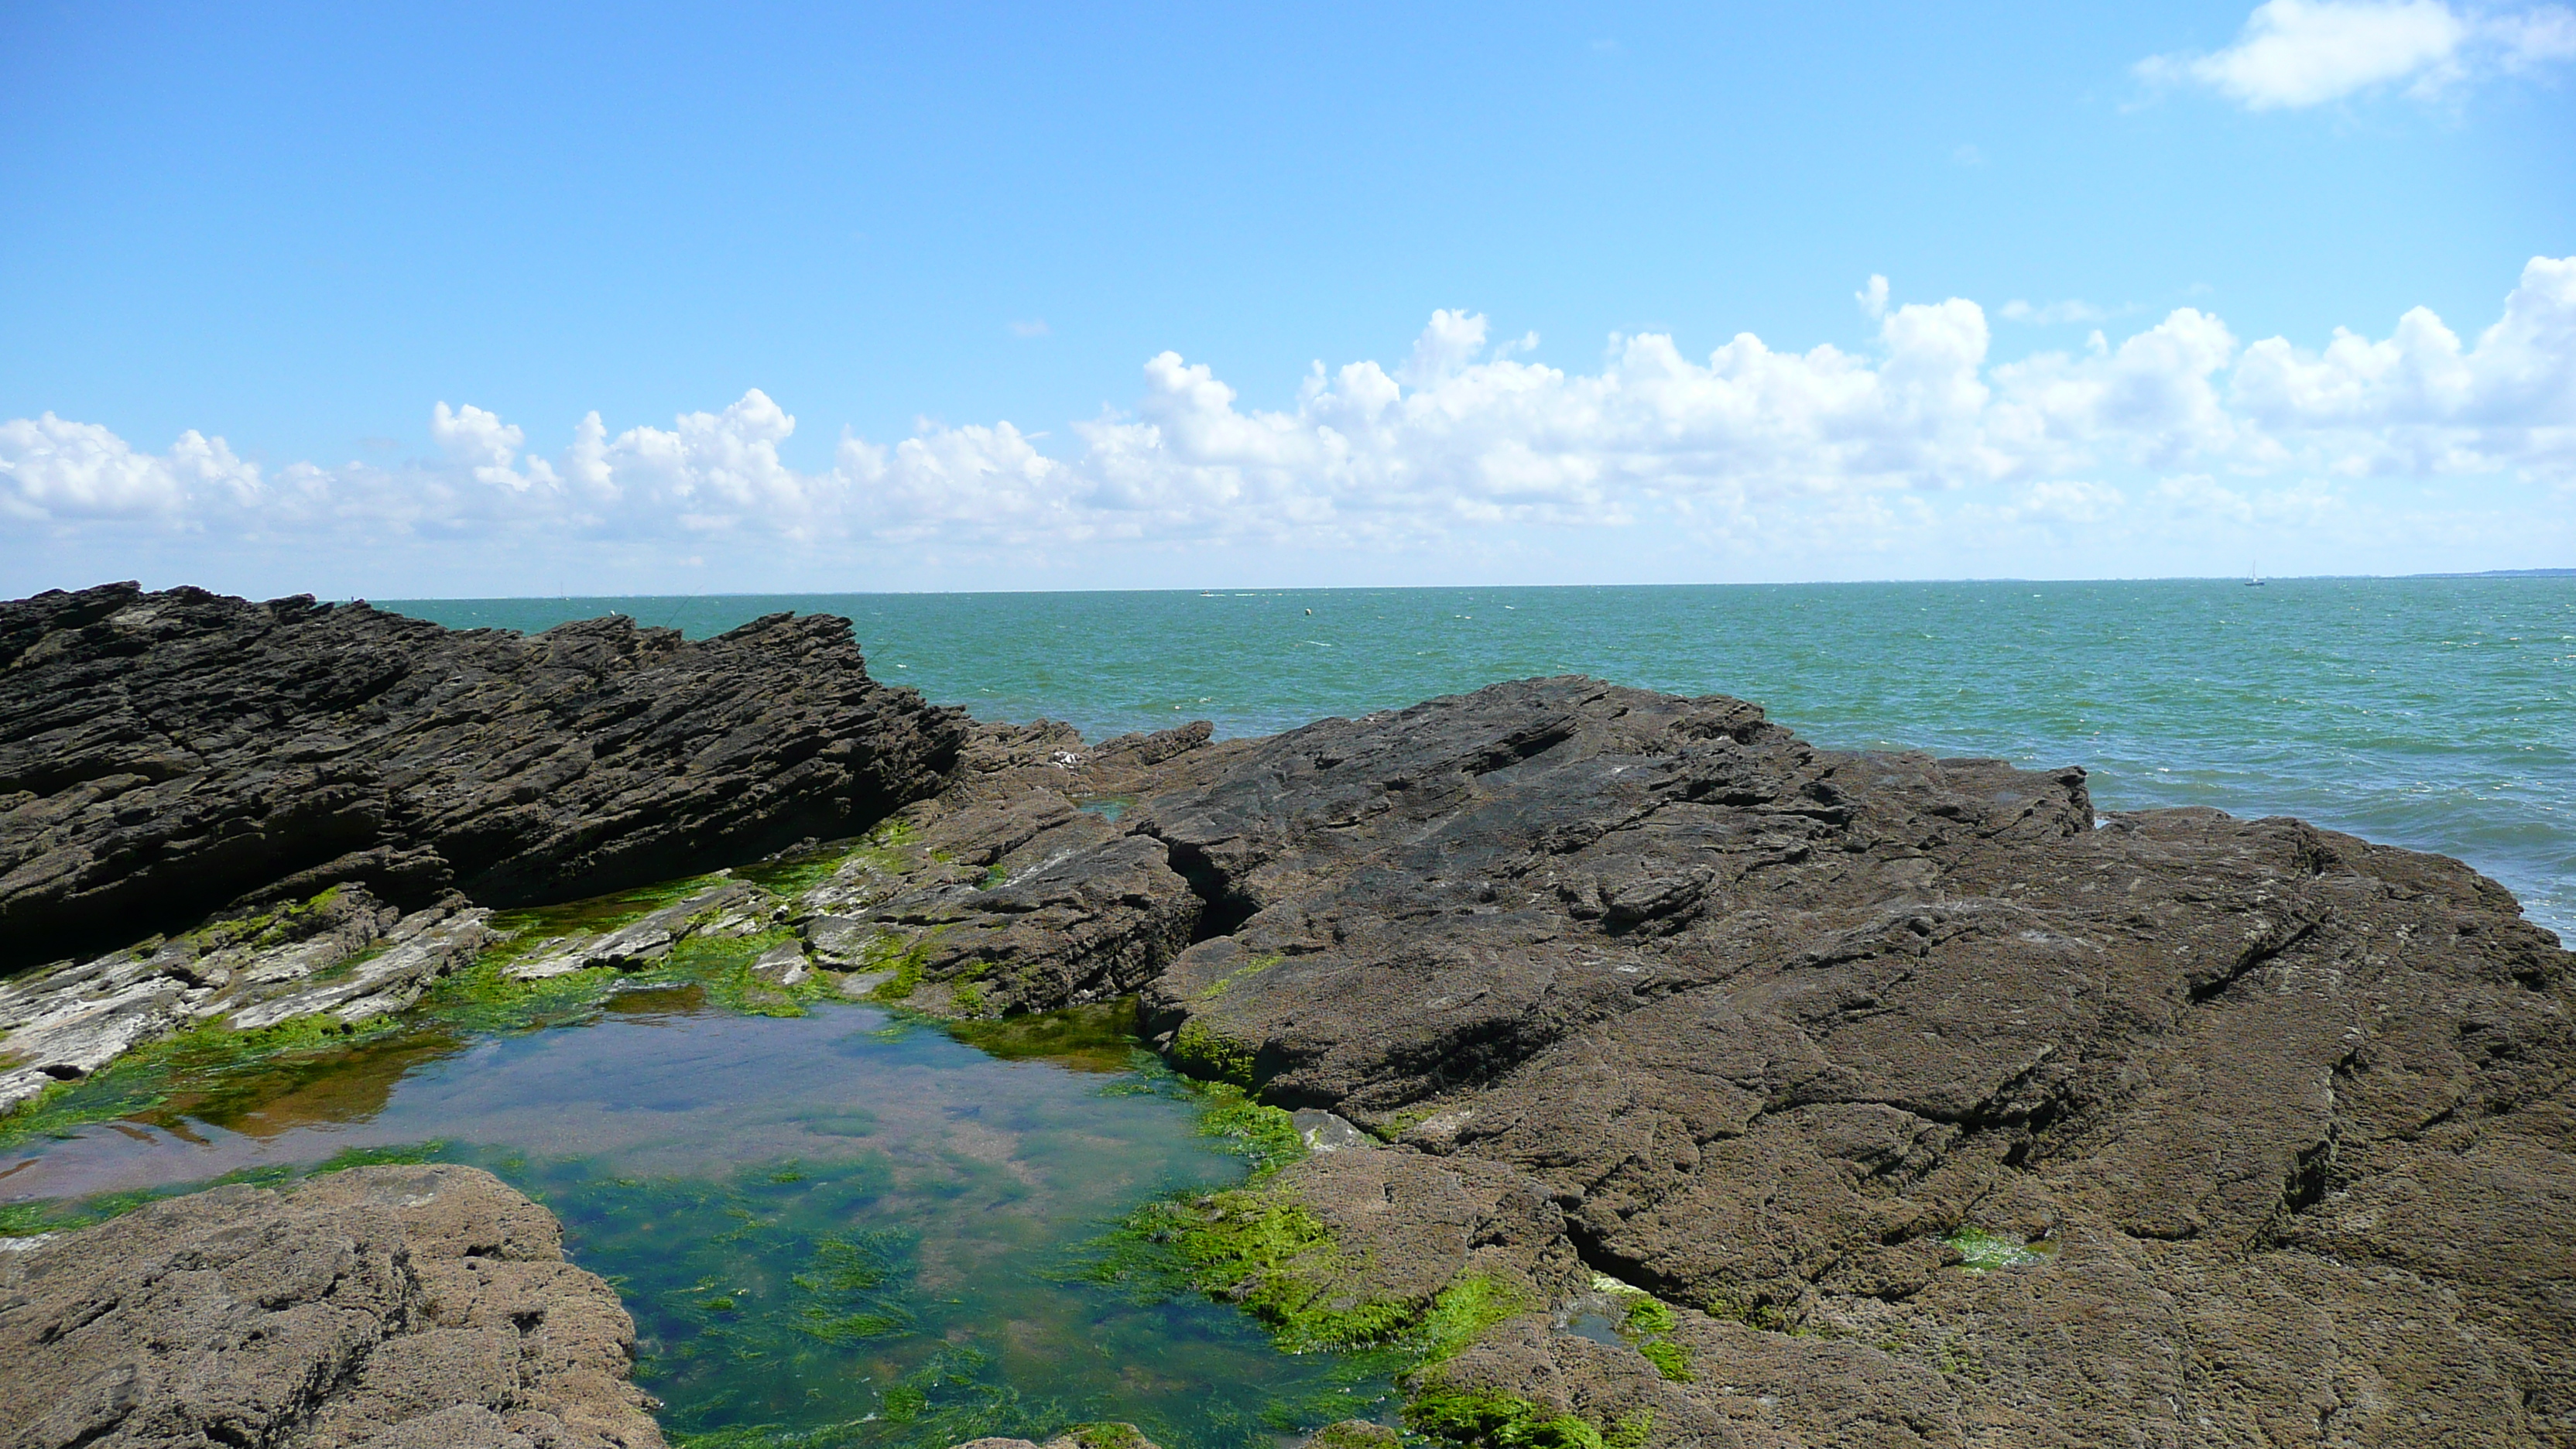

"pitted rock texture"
[0,582,968,974]
[0,1163,666,1449]
[865,677,2572,1447]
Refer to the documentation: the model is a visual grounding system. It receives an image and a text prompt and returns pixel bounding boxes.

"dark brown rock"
[0,1163,665,1449]
[1079,677,2574,1447]
[0,582,968,974]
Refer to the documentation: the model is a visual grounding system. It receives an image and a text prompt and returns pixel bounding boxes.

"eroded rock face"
[0,583,968,975]
[869,677,2572,1447]
[0,1163,666,1449]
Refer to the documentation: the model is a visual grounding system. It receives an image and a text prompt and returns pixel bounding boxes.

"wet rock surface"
[868,677,2574,1447]
[0,1163,666,1449]
[0,884,492,1112]
[0,582,966,974]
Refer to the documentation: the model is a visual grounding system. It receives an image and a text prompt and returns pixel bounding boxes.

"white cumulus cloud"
[5,258,2572,588]
[2139,0,2576,108]
[0,413,262,521]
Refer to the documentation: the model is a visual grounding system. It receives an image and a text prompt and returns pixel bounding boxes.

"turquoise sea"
[389,578,2574,942]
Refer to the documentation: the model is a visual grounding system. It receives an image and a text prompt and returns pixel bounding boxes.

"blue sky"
[3,1,2571,595]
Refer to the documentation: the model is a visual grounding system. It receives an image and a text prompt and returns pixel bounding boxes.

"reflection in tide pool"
[0,993,1399,1449]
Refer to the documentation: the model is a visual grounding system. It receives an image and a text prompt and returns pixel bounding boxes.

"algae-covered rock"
[0,886,490,1114]
[951,1424,1161,1449]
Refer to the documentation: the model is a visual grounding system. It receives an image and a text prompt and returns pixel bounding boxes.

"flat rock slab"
[0,886,492,1113]
[0,1163,666,1449]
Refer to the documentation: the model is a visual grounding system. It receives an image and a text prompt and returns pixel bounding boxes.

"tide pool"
[0,992,1398,1449]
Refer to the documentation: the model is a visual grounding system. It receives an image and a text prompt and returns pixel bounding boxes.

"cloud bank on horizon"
[5,256,2570,592]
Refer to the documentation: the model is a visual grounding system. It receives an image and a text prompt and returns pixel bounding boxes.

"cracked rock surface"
[875,677,2574,1447]
[0,582,966,975]
[0,1163,666,1449]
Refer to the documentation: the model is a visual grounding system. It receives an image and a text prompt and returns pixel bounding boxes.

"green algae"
[0,1012,440,1152]
[735,819,922,903]
[1636,1341,1694,1384]
[0,1141,449,1236]
[1170,1019,1258,1086]
[1944,1227,2046,1272]
[944,999,1145,1074]
[1620,1295,1676,1337]
[1194,954,1281,1003]
[478,874,733,970]
[1,913,834,1152]
[671,930,832,1017]
[1066,1424,1154,1449]
[1077,1176,1520,1362]
[1404,1390,1653,1449]
[864,930,944,1004]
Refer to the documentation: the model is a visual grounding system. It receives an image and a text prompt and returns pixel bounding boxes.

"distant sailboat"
[2245,562,2266,587]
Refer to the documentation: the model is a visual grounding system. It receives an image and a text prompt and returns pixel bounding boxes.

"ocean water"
[387,578,2576,942]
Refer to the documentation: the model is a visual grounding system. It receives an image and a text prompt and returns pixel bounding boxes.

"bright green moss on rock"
[865,930,943,1004]
[1944,1226,2045,1271]
[1405,1390,1653,1449]
[1171,1018,1259,1086]
[1636,1341,1694,1384]
[1067,1423,1153,1449]
[1306,1421,1402,1449]
[1621,1295,1677,1337]
[1082,1171,1524,1362]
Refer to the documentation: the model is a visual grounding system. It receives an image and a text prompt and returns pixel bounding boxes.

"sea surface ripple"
[389,578,2575,941]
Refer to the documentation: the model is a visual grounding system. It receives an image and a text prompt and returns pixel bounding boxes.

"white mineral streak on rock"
[751,937,811,986]
[0,889,492,1111]
[505,881,753,980]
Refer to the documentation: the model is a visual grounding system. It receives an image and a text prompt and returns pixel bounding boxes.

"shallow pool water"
[0,993,1399,1449]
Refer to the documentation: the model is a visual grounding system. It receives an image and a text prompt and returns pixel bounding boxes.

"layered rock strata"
[0,884,490,1112]
[8,585,2573,1447]
[0,1163,666,1449]
[0,582,967,974]
[852,677,2574,1448]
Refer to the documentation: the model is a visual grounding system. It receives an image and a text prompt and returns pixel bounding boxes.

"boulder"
[0,1163,666,1449]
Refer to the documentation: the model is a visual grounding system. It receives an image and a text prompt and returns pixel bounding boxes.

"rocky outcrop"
[11,581,2573,1446]
[863,677,2575,1447]
[0,885,491,1112]
[0,1163,666,1449]
[786,718,1217,1012]
[0,583,967,975]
